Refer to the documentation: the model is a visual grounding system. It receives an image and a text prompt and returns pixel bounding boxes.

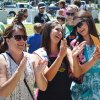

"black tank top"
[37,56,72,100]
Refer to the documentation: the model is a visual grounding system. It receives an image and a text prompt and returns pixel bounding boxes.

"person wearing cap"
[34,2,50,24]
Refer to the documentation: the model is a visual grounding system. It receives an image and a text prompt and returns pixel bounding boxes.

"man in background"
[34,2,50,24]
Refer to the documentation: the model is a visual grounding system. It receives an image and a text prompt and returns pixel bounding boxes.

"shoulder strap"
[6,52,15,61]
[1,53,7,61]
[24,78,34,99]
[2,52,34,99]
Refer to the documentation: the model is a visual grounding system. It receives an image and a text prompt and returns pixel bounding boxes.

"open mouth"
[17,44,25,47]
[55,35,61,39]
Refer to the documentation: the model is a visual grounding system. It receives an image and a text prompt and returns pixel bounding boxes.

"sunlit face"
[8,28,27,52]
[39,7,45,13]
[50,24,63,44]
[75,18,89,37]
[66,7,75,20]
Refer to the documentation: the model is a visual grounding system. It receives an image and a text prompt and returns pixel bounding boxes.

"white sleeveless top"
[2,52,35,100]
[34,48,48,60]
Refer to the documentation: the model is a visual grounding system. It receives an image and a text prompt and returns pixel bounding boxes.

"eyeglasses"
[66,12,74,16]
[57,17,65,21]
[13,35,27,41]
[24,15,28,18]
[40,7,45,9]
[76,21,84,28]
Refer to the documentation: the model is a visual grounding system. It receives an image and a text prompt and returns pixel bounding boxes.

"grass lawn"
[24,24,33,36]
[96,23,100,33]
[6,23,100,36]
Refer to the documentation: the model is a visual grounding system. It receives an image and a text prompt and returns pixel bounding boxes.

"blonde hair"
[67,4,79,12]
[34,23,42,33]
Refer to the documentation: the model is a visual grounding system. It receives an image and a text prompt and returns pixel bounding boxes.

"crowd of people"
[0,0,100,100]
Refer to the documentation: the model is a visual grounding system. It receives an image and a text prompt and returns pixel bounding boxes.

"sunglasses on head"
[13,35,27,41]
[66,12,74,16]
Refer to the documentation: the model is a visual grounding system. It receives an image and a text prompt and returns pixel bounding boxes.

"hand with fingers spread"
[59,38,67,58]
[33,60,48,91]
[18,56,28,72]
[34,60,47,75]
[92,46,100,61]
[72,41,87,57]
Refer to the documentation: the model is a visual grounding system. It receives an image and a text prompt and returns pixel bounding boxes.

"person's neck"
[84,34,93,45]
[39,12,44,14]
[8,50,24,65]
[51,44,59,55]
[66,21,74,26]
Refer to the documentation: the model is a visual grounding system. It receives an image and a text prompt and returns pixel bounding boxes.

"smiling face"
[66,7,75,20]
[75,18,89,38]
[73,10,99,45]
[7,26,27,52]
[41,21,63,54]
[50,24,63,45]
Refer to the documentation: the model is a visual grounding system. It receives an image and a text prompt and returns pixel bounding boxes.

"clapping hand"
[18,56,27,72]
[93,46,100,61]
[59,38,67,58]
[34,60,47,75]
[72,41,86,57]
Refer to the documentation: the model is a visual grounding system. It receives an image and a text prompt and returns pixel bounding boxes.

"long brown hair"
[75,10,99,43]
[41,20,62,55]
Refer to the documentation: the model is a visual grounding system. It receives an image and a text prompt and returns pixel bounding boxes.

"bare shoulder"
[32,53,42,62]
[0,54,8,85]
[0,54,7,72]
[24,51,42,60]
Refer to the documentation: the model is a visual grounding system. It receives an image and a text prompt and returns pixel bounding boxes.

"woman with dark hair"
[71,10,100,100]
[12,9,28,26]
[0,23,47,100]
[33,20,86,100]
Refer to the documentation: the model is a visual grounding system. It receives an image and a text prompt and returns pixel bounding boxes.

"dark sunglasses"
[40,7,45,9]
[24,15,28,18]
[57,17,65,21]
[76,21,84,28]
[13,35,27,41]
[66,12,74,16]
